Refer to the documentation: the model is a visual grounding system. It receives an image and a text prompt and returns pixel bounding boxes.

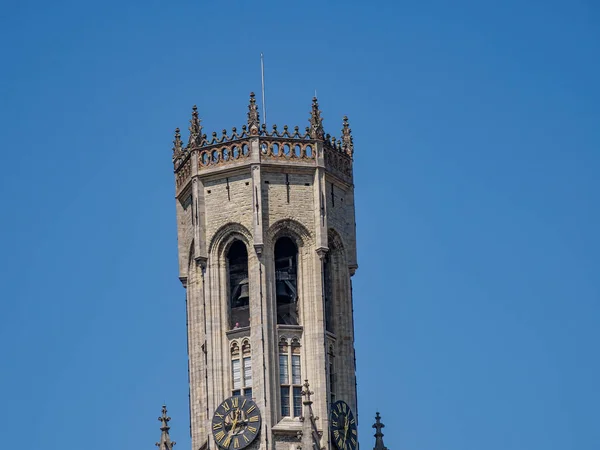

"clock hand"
[230,410,239,434]
[342,416,349,448]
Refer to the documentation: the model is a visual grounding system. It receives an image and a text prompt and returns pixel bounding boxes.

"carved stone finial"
[188,105,202,148]
[301,379,314,404]
[373,412,388,450]
[172,128,183,162]
[248,92,260,135]
[341,115,354,157]
[309,97,325,140]
[299,379,322,450]
[156,405,176,450]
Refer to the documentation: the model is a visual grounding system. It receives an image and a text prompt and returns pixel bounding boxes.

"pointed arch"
[208,223,254,330]
[324,228,348,333]
[265,218,313,248]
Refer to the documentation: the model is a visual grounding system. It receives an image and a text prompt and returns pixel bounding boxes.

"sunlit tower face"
[172,95,358,450]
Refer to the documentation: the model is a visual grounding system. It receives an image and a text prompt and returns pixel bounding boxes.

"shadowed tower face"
[172,94,359,450]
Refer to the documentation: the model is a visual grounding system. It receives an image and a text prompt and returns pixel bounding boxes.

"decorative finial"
[188,105,202,148]
[301,379,314,404]
[299,379,322,450]
[341,116,354,156]
[247,92,260,135]
[309,97,325,140]
[156,405,176,450]
[373,412,388,450]
[172,128,183,162]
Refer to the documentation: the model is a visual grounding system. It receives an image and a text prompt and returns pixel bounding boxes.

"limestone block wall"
[176,190,194,277]
[261,171,315,232]
[203,172,254,243]
[177,166,357,450]
[325,175,357,270]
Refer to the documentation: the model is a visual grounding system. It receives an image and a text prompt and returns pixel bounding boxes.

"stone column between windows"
[188,260,208,450]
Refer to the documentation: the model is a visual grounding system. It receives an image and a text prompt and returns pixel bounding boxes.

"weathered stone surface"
[173,97,359,450]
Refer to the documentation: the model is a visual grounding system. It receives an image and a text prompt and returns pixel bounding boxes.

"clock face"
[330,401,357,450]
[212,396,261,450]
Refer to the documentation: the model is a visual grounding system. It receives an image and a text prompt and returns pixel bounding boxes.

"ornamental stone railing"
[172,94,354,193]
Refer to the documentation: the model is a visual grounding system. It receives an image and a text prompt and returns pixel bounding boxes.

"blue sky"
[1,1,599,449]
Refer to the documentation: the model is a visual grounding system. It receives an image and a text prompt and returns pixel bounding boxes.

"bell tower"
[172,94,359,450]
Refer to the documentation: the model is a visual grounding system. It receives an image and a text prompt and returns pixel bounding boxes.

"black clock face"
[330,400,357,450]
[212,396,261,450]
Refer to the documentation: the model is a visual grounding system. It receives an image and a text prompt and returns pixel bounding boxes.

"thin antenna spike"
[260,53,267,126]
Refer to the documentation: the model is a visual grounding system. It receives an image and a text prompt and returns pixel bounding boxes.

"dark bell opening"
[274,237,298,325]
[228,240,249,329]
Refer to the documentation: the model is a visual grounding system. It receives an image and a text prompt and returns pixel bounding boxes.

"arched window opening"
[279,338,302,418]
[228,240,249,329]
[231,340,252,399]
[274,237,298,325]
[324,254,334,333]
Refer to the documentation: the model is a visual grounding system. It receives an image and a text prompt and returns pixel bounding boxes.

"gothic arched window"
[228,240,249,329]
[324,254,334,333]
[231,340,252,399]
[274,237,298,325]
[279,337,302,417]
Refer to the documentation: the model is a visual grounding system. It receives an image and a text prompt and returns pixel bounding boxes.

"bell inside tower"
[228,240,250,329]
[274,237,299,325]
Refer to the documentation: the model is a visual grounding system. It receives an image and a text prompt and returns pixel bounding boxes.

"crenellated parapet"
[172,93,354,194]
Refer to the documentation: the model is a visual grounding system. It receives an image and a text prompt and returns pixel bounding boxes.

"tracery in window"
[231,340,252,399]
[279,337,302,417]
[274,237,298,325]
[228,240,249,329]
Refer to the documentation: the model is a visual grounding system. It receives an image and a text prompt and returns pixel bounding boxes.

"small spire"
[373,412,388,450]
[188,105,202,148]
[156,405,176,450]
[341,116,354,157]
[172,128,183,162]
[247,92,260,135]
[301,379,314,405]
[300,380,322,450]
[309,97,325,140]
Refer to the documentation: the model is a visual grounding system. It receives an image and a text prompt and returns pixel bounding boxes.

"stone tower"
[172,94,358,450]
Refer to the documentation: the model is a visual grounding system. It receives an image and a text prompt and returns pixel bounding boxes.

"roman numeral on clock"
[215,430,225,442]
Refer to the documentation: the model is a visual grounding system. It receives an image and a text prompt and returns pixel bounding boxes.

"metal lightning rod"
[260,53,267,126]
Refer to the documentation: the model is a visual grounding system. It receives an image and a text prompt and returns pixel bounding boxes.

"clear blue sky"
[1,1,598,449]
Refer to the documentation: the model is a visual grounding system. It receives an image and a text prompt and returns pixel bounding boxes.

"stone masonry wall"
[261,171,315,232]
[203,171,255,245]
